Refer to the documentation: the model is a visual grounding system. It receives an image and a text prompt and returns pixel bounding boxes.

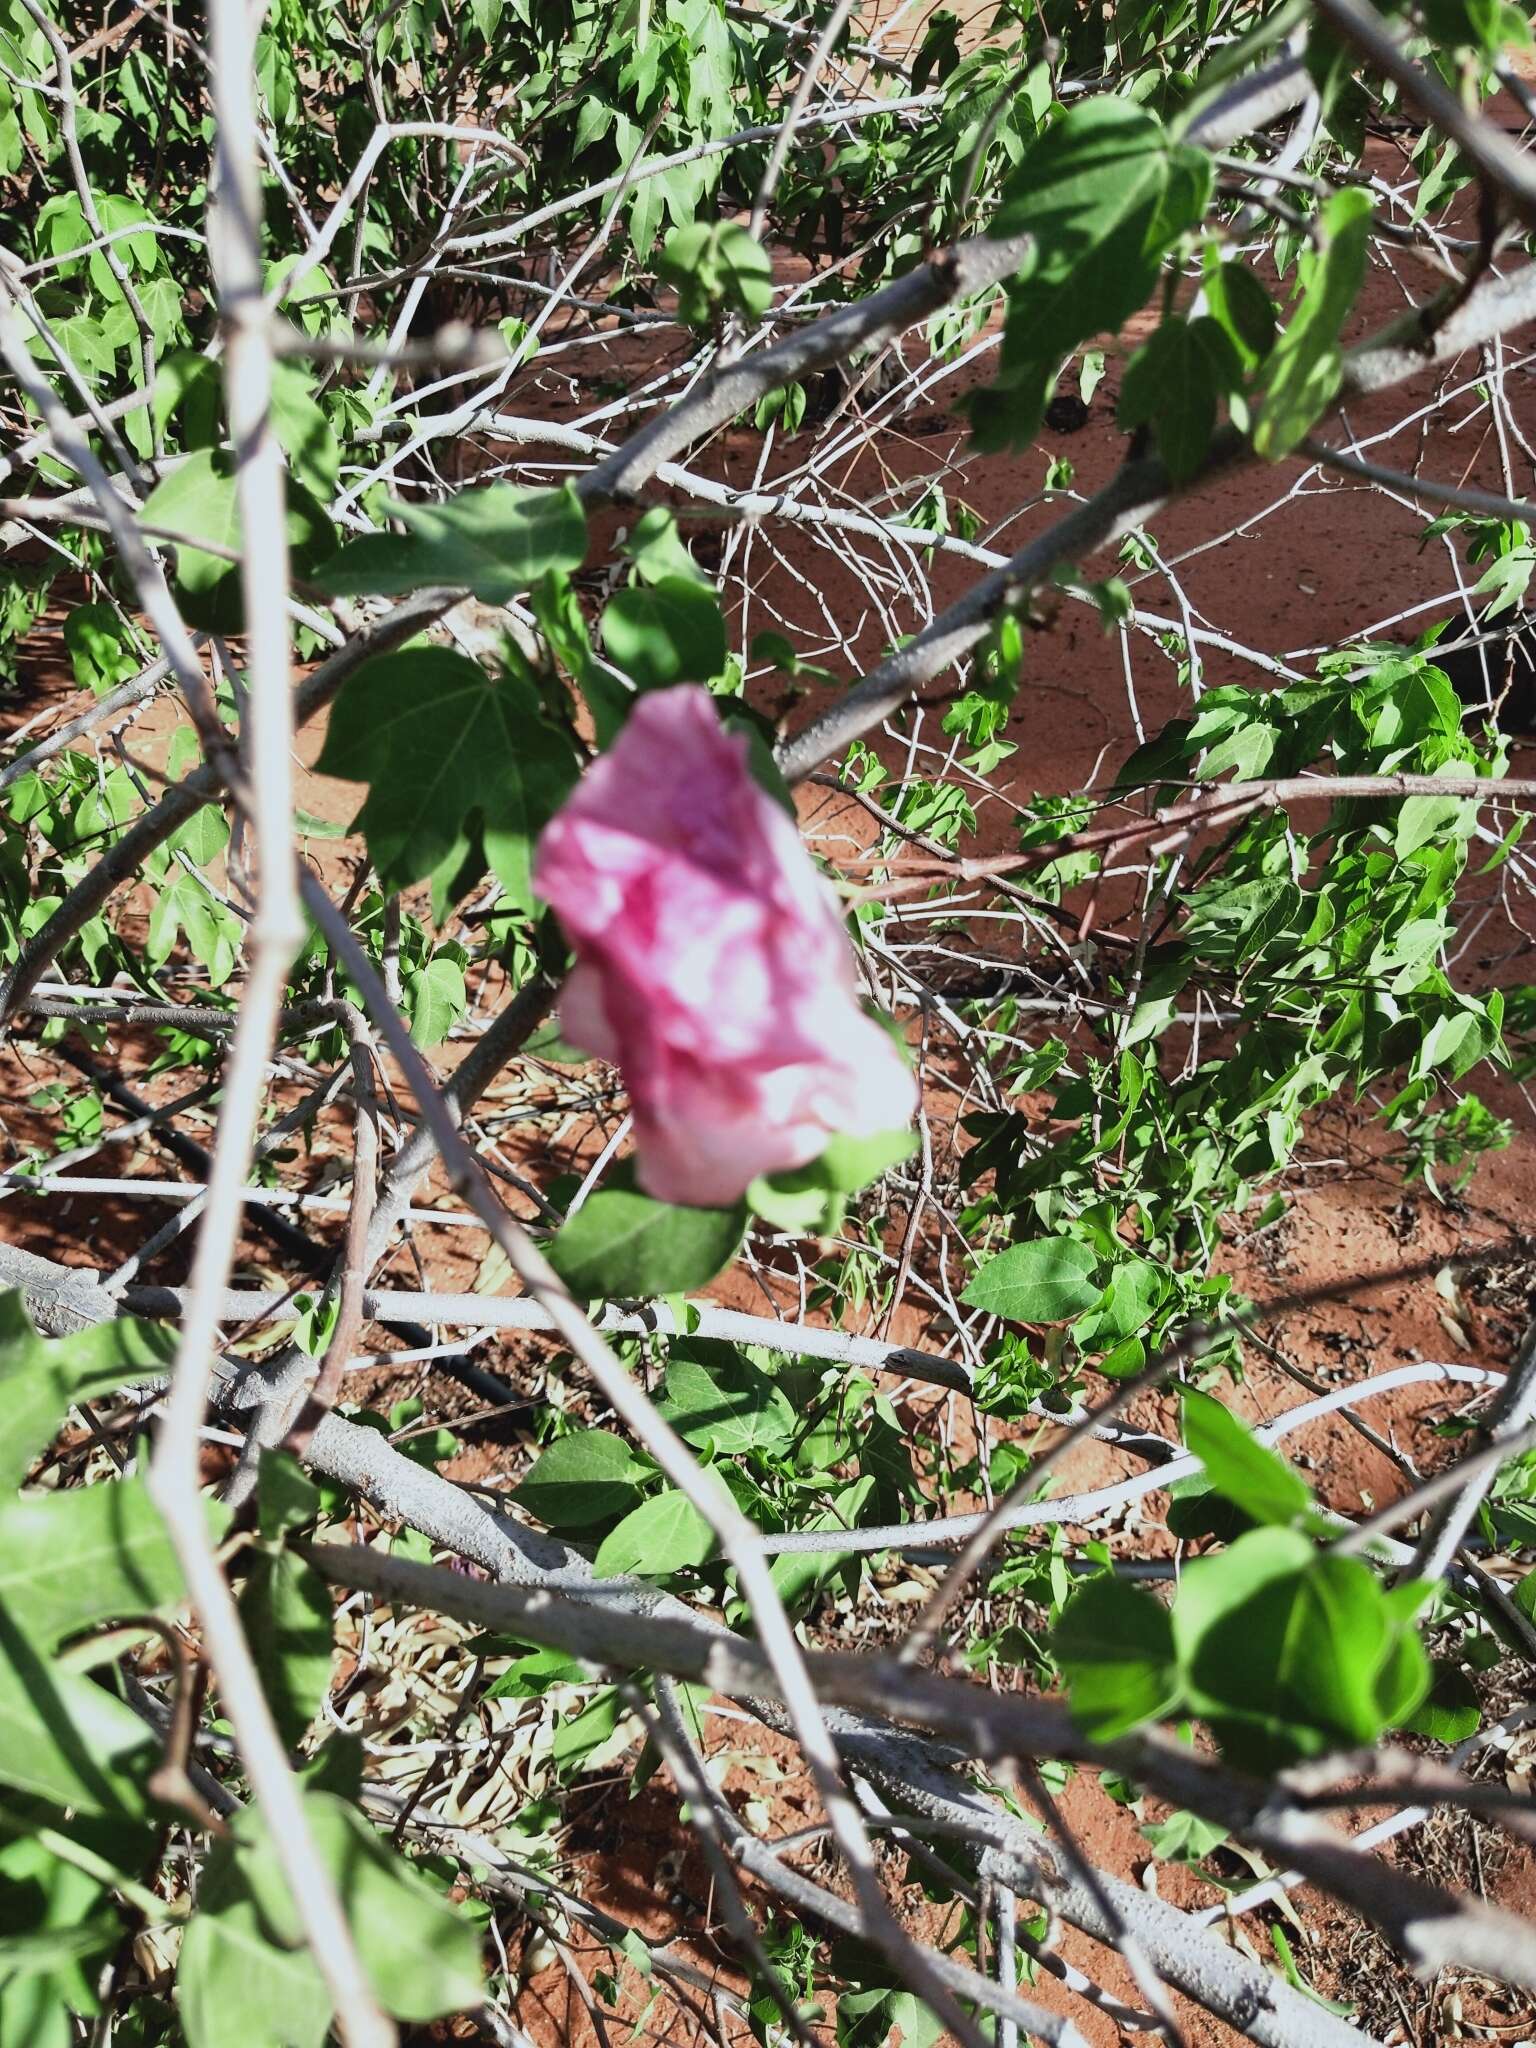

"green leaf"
[1171,1527,1427,1767]
[484,1648,588,1700]
[1118,317,1239,482]
[0,1295,175,1494]
[312,484,586,604]
[1394,791,1468,858]
[178,1874,327,2048]
[547,1174,748,1296]
[1053,1575,1179,1740]
[97,192,158,270]
[745,1171,844,1236]
[1180,1389,1311,1528]
[624,507,708,587]
[1421,0,1531,55]
[1253,187,1373,459]
[0,1477,205,1648]
[1072,1256,1167,1349]
[768,1475,875,1613]
[1399,1658,1480,1743]
[239,1551,334,1751]
[406,952,466,1048]
[0,1914,120,1974]
[294,808,346,841]
[168,801,230,868]
[656,222,772,326]
[0,1607,154,1815]
[594,1488,717,1578]
[0,1816,137,2023]
[137,452,334,632]
[747,1126,915,1235]
[269,362,340,499]
[255,1451,321,1540]
[512,1433,653,1528]
[601,577,728,689]
[63,603,140,696]
[655,1343,796,1456]
[1375,1613,1433,1730]
[315,648,578,912]
[153,347,221,444]
[0,1976,77,2048]
[973,100,1211,449]
[179,1793,482,2046]
[1201,255,1276,368]
[961,1237,1101,1323]
[1140,1808,1228,1864]
[839,1988,945,2048]
[146,870,241,986]
[550,1685,625,1778]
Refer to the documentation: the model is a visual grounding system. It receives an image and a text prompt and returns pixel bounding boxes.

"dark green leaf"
[1253,188,1373,459]
[1053,1576,1179,1740]
[137,452,334,632]
[315,648,578,912]
[961,1237,1101,1323]
[656,1344,796,1456]
[312,484,587,604]
[1202,256,1276,367]
[1119,320,1216,483]
[547,1175,748,1296]
[593,1489,716,1578]
[1180,1389,1311,1527]
[601,577,728,689]
[512,1433,652,1528]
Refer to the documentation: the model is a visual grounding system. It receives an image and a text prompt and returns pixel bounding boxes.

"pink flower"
[533,687,916,1206]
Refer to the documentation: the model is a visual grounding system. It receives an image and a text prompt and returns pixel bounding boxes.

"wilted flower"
[533,686,915,1206]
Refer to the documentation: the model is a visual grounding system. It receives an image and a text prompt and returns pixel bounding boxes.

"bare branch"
[1312,0,1536,233]
[136,3,390,2038]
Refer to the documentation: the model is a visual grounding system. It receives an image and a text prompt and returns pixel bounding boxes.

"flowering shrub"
[3,0,1535,2042]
